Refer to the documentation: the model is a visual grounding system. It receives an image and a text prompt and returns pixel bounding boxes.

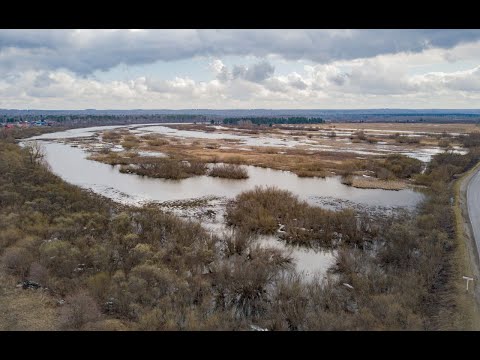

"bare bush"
[147,138,169,147]
[28,262,49,285]
[209,164,249,179]
[120,158,207,180]
[60,290,101,329]
[438,139,450,148]
[1,247,32,277]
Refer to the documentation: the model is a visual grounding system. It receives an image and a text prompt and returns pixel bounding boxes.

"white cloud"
[1,29,480,75]
[2,30,480,109]
[0,57,478,109]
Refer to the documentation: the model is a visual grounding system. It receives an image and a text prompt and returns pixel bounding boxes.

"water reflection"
[38,141,424,208]
[24,125,427,278]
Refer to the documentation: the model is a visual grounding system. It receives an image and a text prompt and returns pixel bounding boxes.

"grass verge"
[452,161,480,329]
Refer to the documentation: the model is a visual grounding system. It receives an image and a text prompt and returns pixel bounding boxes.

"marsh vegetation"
[1,127,478,330]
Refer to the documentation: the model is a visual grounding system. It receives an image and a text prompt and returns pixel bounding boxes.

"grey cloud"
[332,59,416,95]
[426,67,480,92]
[216,67,230,82]
[244,61,274,82]
[145,78,171,93]
[33,72,56,87]
[327,73,349,86]
[0,29,72,49]
[263,75,307,93]
[232,65,247,79]
[219,61,274,83]
[443,51,460,63]
[1,29,480,74]
[263,78,290,93]
[290,79,308,90]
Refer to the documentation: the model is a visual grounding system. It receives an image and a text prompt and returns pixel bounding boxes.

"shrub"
[395,136,420,144]
[381,154,423,179]
[147,138,169,147]
[0,228,23,251]
[1,247,32,277]
[28,261,49,285]
[86,272,111,302]
[459,132,480,148]
[295,170,327,178]
[226,186,369,248]
[438,139,450,148]
[120,158,207,180]
[353,130,367,141]
[60,290,101,329]
[102,131,122,141]
[209,164,249,179]
[121,140,138,150]
[341,175,354,185]
[39,240,81,278]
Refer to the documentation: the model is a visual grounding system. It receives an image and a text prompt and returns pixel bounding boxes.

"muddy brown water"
[38,141,424,208]
[24,124,426,278]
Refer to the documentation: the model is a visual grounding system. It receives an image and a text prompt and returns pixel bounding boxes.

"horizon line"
[2,108,480,111]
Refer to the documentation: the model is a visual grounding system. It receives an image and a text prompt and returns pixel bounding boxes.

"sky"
[2,29,480,110]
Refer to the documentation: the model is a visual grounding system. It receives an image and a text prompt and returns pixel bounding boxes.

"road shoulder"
[455,162,480,329]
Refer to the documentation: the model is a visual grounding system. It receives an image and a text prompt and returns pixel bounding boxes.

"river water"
[25,124,426,278]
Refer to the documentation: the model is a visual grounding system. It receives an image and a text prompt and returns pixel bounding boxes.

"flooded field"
[24,123,438,278]
[40,141,423,207]
[134,124,467,162]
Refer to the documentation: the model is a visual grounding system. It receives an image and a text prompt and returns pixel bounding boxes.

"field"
[78,122,472,190]
[316,122,480,134]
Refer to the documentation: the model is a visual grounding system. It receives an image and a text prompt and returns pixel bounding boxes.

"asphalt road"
[467,167,480,259]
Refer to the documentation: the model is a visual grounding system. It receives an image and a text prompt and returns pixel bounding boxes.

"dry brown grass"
[120,158,208,180]
[88,152,139,165]
[93,127,448,184]
[347,176,407,190]
[158,142,358,178]
[314,123,480,134]
[121,140,140,150]
[102,131,123,142]
[0,273,59,330]
[452,162,480,329]
[209,164,249,179]
[295,170,328,178]
[147,138,170,147]
[167,124,216,132]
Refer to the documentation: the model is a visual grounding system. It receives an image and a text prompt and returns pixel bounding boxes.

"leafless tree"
[25,141,45,165]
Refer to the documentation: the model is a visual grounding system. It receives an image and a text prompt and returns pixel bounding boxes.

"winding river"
[25,124,426,278]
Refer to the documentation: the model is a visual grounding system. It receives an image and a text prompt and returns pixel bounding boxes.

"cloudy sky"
[2,29,480,109]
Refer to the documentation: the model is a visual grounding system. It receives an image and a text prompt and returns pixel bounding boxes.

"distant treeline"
[2,112,479,126]
[223,117,325,125]
[0,114,212,127]
[332,116,480,123]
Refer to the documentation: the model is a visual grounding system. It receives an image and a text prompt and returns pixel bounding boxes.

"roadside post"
[463,276,474,291]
